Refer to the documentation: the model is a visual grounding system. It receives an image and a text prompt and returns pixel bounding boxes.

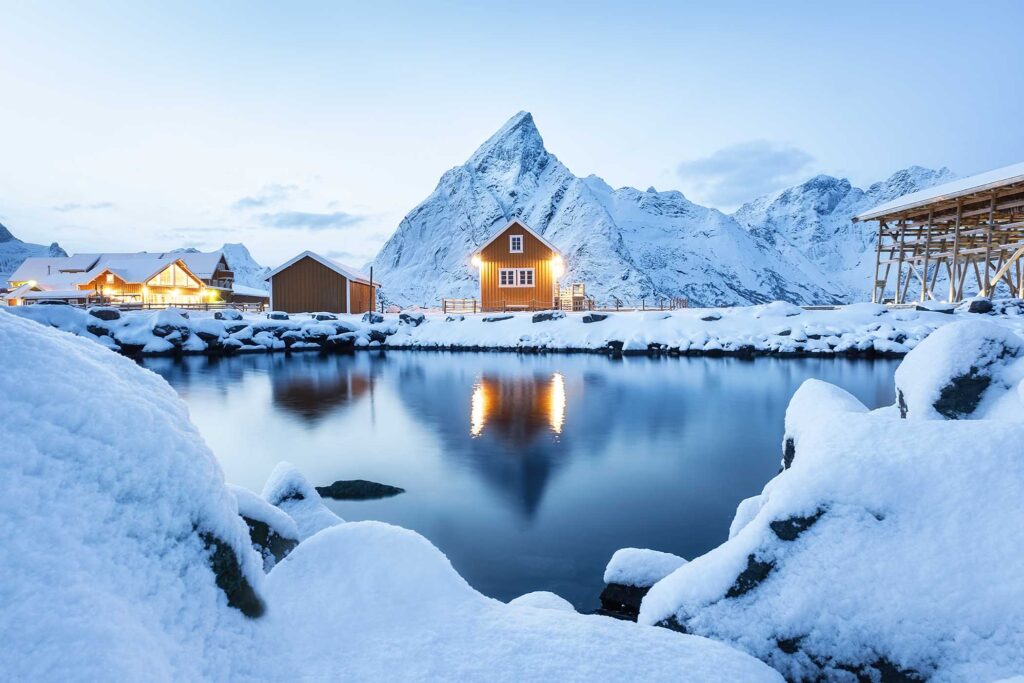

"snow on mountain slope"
[220,243,270,290]
[734,166,956,299]
[371,112,845,308]
[0,222,66,283]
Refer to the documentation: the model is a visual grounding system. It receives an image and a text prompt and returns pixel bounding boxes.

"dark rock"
[214,310,243,321]
[966,298,993,314]
[445,315,465,322]
[607,340,624,353]
[88,306,120,321]
[399,311,425,327]
[198,530,265,618]
[241,515,299,570]
[367,329,388,344]
[582,313,608,324]
[915,304,954,315]
[86,323,111,337]
[725,554,775,598]
[598,583,649,620]
[153,324,191,341]
[325,332,357,351]
[225,322,249,334]
[897,390,909,419]
[770,509,824,541]
[700,312,722,322]
[483,315,513,323]
[654,615,688,633]
[775,328,791,336]
[315,479,405,500]
[776,636,802,654]
[933,372,992,419]
[267,311,290,320]
[532,310,566,323]
[362,312,384,324]
[782,437,796,469]
[312,312,338,321]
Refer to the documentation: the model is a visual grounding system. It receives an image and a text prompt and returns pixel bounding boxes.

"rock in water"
[315,479,405,500]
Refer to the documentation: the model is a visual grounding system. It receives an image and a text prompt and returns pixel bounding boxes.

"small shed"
[266,251,379,314]
[470,219,563,311]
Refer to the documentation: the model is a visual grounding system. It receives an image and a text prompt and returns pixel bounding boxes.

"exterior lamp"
[471,255,482,269]
[551,255,564,279]
[27,280,37,288]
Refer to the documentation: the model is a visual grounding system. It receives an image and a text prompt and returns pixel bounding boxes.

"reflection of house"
[470,220,563,311]
[271,358,374,422]
[4,249,267,307]
[470,373,566,442]
[266,251,379,314]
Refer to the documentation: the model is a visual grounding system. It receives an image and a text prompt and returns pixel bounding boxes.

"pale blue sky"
[1,0,1022,267]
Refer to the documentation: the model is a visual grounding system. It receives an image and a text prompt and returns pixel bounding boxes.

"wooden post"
[368,267,374,313]
[983,194,996,296]
[921,211,933,301]
[948,200,963,302]
[894,219,907,304]
[871,221,885,303]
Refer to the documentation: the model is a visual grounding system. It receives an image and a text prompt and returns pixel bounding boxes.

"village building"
[856,162,1024,303]
[266,251,379,314]
[4,249,268,307]
[470,219,564,311]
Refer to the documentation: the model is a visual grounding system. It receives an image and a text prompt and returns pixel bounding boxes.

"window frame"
[509,234,524,253]
[498,267,535,288]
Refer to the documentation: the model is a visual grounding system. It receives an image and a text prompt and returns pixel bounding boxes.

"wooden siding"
[271,256,348,313]
[479,222,555,309]
[349,280,377,313]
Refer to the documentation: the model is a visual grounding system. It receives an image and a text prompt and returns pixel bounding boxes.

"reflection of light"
[551,255,564,279]
[548,372,565,434]
[470,382,487,436]
[471,255,482,269]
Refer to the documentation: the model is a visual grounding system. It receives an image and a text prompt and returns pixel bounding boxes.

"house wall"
[349,281,377,314]
[270,256,348,313]
[479,223,555,309]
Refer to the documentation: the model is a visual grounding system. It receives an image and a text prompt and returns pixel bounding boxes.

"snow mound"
[638,342,1024,681]
[261,462,343,540]
[507,591,576,612]
[229,484,300,571]
[604,548,688,588]
[782,379,869,469]
[754,301,802,318]
[894,319,1024,420]
[0,313,264,681]
[263,521,782,682]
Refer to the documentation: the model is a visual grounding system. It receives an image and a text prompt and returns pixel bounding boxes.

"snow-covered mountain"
[371,112,845,308]
[734,166,956,298]
[0,222,66,284]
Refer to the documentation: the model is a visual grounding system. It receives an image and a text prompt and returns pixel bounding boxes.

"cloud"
[676,141,815,209]
[52,201,115,212]
[257,210,365,231]
[232,183,298,211]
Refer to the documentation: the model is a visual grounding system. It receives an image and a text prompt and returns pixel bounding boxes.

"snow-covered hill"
[371,112,845,308]
[0,222,66,283]
[734,166,956,298]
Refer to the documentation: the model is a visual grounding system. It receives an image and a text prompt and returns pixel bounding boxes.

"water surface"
[143,351,899,610]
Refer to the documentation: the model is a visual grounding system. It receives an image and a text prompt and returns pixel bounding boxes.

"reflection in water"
[143,351,901,610]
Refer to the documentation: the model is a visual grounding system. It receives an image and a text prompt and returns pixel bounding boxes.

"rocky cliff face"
[0,221,66,283]
[371,112,845,308]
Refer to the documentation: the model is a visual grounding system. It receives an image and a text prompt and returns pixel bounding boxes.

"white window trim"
[509,234,524,253]
[498,267,535,288]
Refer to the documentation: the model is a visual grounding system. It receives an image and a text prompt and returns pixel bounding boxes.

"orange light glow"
[548,372,565,434]
[471,255,482,269]
[470,381,487,436]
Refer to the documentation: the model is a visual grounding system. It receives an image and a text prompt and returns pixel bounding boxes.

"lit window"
[498,268,535,288]
[105,273,114,284]
[518,269,534,286]
[509,235,523,253]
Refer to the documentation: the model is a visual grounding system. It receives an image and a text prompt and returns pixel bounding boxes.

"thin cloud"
[677,141,815,209]
[52,201,115,212]
[232,183,299,211]
[257,210,365,231]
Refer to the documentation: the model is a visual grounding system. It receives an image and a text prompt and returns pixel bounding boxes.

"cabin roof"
[266,250,377,286]
[472,219,562,257]
[90,256,203,285]
[855,161,1024,222]
[175,251,227,278]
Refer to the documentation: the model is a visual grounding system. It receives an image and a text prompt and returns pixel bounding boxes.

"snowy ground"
[7,298,1024,358]
[0,312,782,682]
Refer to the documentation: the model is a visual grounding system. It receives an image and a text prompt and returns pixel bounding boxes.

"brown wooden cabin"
[79,257,209,305]
[471,219,563,311]
[266,251,379,314]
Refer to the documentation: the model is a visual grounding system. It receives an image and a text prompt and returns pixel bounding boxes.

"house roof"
[21,289,95,299]
[471,219,562,256]
[90,257,203,286]
[9,256,97,284]
[855,161,1024,222]
[175,251,227,279]
[231,283,270,298]
[266,251,377,285]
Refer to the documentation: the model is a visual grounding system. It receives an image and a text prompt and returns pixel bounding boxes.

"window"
[509,235,523,253]
[498,268,535,288]
[105,273,114,284]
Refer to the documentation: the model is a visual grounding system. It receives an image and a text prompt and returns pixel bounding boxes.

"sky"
[1,0,1023,269]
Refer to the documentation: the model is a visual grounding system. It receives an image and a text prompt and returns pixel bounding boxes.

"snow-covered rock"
[604,548,689,588]
[507,591,576,612]
[637,320,1024,682]
[261,462,343,540]
[0,221,66,283]
[0,312,264,681]
[371,112,844,308]
[229,484,300,571]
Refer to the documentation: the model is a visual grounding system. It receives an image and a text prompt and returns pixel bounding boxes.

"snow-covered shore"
[7,298,1024,358]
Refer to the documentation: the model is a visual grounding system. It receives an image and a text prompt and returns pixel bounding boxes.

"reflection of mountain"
[270,356,374,422]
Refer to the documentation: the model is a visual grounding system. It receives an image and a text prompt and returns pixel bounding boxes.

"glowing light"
[27,280,37,288]
[471,255,482,269]
[171,289,181,298]
[470,382,487,436]
[142,286,149,295]
[548,372,566,435]
[206,288,218,301]
[551,255,564,279]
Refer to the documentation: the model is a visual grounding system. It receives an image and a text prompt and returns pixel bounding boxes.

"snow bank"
[0,313,264,682]
[261,462,344,540]
[638,320,1024,682]
[604,548,688,588]
[262,522,781,681]
[508,591,576,612]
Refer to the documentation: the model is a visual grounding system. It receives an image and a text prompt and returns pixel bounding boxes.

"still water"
[142,351,899,610]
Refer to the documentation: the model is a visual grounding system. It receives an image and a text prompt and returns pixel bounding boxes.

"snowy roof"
[266,251,377,286]
[472,219,562,257]
[21,288,94,299]
[176,251,227,279]
[94,256,186,284]
[8,256,98,284]
[232,283,270,298]
[855,161,1024,221]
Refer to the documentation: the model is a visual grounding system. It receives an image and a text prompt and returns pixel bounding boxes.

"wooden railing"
[442,298,479,314]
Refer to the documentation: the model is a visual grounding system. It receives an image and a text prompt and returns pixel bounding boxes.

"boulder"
[966,298,994,314]
[311,312,338,321]
[87,306,120,321]
[582,313,607,324]
[700,312,722,322]
[362,312,384,324]
[445,315,465,322]
[483,315,512,323]
[532,310,566,323]
[399,311,425,327]
[214,309,243,321]
[266,311,290,321]
[315,479,405,500]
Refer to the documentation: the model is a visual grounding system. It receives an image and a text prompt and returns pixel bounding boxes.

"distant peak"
[470,112,543,158]
[0,221,16,243]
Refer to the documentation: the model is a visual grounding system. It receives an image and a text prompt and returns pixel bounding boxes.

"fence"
[442,298,479,314]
